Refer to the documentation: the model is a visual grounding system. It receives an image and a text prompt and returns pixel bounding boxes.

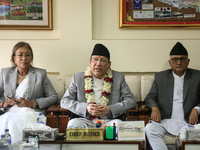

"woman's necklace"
[17,73,27,78]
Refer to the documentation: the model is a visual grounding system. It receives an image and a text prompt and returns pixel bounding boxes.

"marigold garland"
[84,66,112,106]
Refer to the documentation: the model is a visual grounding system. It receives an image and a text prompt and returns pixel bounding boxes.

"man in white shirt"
[144,42,200,150]
[60,43,137,128]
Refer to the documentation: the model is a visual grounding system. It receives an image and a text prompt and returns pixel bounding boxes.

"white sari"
[0,75,49,144]
[14,74,30,100]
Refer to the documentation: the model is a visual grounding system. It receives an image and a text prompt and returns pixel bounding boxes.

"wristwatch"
[107,110,113,118]
[32,100,37,108]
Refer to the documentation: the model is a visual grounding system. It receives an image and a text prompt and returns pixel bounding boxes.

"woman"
[0,41,58,115]
[0,42,58,143]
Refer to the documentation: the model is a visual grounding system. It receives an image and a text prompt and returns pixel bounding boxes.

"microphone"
[95,120,103,128]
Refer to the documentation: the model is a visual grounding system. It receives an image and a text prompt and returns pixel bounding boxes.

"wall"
[0,0,199,77]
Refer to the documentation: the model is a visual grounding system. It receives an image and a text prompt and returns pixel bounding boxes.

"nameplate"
[66,128,103,141]
[118,121,145,141]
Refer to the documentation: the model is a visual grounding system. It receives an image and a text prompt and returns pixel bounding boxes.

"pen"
[7,96,20,103]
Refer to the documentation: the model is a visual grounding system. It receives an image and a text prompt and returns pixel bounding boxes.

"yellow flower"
[103,82,111,93]
[101,96,109,105]
[85,78,93,90]
[86,93,95,102]
[84,66,92,76]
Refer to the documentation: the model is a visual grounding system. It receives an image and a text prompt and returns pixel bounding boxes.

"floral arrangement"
[84,66,113,105]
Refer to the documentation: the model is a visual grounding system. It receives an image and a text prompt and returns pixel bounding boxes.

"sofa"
[46,73,178,150]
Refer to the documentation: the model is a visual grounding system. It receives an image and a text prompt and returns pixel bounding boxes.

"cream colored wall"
[0,0,200,77]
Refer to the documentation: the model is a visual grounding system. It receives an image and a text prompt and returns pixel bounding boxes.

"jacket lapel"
[167,70,174,108]
[27,67,36,100]
[9,67,18,97]
[183,70,191,102]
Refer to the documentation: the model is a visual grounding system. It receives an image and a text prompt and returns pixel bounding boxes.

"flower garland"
[84,66,113,105]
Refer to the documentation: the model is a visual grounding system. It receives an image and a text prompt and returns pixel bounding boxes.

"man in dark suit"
[145,42,200,150]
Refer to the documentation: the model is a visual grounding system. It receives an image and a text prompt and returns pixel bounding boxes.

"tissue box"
[186,128,200,141]
[22,128,58,141]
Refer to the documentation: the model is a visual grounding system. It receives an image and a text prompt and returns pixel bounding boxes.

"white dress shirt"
[93,76,107,119]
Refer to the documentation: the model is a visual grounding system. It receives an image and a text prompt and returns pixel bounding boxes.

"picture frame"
[119,0,200,29]
[0,0,52,30]
[118,121,145,141]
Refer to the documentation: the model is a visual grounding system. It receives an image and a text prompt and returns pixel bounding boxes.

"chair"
[47,103,70,133]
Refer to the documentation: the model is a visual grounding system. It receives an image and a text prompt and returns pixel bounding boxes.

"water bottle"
[4,129,11,145]
[0,135,9,150]
[37,113,44,124]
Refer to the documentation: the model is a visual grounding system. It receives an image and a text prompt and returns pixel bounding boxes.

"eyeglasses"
[15,54,31,58]
[91,58,108,65]
[170,57,188,63]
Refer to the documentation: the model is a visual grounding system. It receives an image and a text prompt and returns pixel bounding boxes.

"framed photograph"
[118,121,145,141]
[0,0,52,30]
[119,0,200,28]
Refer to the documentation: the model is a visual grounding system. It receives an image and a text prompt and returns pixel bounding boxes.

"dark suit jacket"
[0,66,58,115]
[144,68,200,123]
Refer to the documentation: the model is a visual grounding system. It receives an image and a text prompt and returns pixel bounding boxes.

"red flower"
[102,92,110,96]
[84,89,94,93]
[104,77,113,82]
[90,116,96,120]
[84,76,92,79]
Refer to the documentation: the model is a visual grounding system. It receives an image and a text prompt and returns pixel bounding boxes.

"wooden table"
[176,139,200,150]
[40,140,145,150]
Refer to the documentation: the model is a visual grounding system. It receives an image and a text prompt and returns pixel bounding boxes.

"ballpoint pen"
[7,96,20,103]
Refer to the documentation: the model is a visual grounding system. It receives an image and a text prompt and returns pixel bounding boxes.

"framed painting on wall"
[0,0,52,30]
[119,0,200,28]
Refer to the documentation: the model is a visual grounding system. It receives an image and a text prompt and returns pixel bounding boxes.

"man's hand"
[151,106,161,123]
[87,103,101,116]
[189,108,198,125]
[87,104,110,116]
[97,105,110,115]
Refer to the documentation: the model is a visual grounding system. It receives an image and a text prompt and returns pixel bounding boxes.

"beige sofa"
[46,73,153,130]
[47,73,155,108]
[46,73,177,149]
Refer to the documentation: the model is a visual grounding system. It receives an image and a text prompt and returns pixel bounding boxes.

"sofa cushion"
[47,75,65,101]
[125,75,141,102]
[163,134,177,144]
[64,77,72,92]
[141,76,154,101]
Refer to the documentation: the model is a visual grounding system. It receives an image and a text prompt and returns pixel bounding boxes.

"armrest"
[175,139,182,150]
[58,108,70,133]
[138,105,149,112]
[137,104,150,125]
[126,105,138,121]
[126,104,138,113]
[126,108,138,113]
[47,103,70,113]
[58,108,69,113]
[47,103,60,113]
[47,103,70,132]
[46,104,60,128]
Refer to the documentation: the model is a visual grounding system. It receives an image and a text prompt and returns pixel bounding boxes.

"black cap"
[170,42,188,56]
[91,44,110,60]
